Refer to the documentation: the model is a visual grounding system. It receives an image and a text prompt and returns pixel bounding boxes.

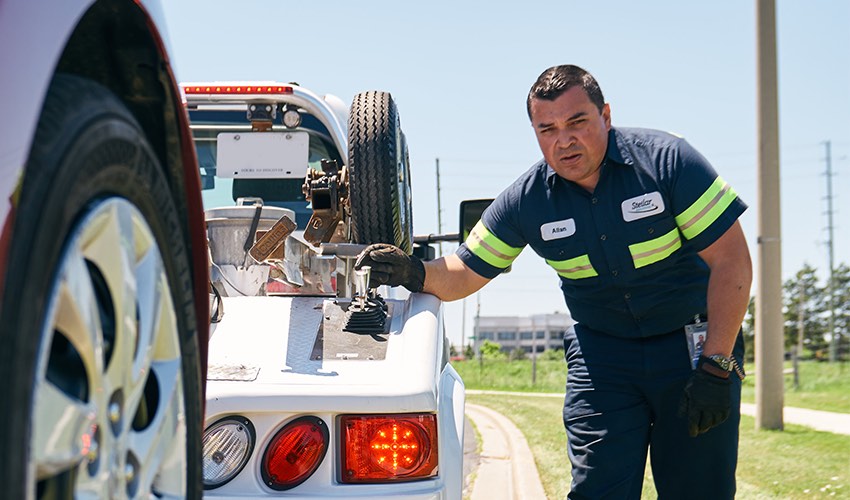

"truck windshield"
[188,108,343,228]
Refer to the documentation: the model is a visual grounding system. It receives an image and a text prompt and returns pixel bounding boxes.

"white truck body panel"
[205,294,465,498]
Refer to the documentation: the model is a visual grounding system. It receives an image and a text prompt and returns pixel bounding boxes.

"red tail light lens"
[261,416,329,491]
[340,414,438,483]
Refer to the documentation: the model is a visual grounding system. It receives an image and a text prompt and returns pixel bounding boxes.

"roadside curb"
[465,403,547,500]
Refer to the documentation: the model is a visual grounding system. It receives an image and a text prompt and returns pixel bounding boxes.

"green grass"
[454,358,566,393]
[740,361,850,413]
[468,393,850,499]
[455,358,850,413]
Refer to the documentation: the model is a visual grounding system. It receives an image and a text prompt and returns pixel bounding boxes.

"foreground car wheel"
[348,91,414,253]
[0,74,202,498]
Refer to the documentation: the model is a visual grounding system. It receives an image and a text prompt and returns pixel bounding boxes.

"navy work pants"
[562,324,744,499]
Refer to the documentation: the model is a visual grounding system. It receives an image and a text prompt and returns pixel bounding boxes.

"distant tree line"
[743,262,850,362]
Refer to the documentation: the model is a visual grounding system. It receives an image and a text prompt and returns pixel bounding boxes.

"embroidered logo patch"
[541,218,576,241]
[621,191,665,222]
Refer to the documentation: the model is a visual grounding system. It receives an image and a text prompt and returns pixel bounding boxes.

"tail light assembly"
[202,416,256,489]
[339,413,438,483]
[261,416,329,491]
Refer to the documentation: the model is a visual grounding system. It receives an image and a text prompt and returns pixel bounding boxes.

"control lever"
[248,214,297,262]
[343,266,388,335]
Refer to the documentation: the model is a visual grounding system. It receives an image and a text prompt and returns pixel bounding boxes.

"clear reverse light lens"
[282,108,302,128]
[202,417,255,489]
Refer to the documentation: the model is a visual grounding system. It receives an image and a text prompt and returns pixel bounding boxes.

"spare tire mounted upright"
[347,91,414,254]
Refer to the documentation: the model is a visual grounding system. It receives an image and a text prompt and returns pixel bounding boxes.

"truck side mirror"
[458,198,511,273]
[458,199,494,243]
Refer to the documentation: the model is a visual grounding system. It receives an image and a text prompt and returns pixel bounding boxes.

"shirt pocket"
[534,237,599,281]
[624,215,682,271]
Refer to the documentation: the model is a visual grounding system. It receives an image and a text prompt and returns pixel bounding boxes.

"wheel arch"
[50,0,209,375]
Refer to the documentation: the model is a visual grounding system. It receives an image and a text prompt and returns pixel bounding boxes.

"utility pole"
[824,141,838,362]
[795,281,805,389]
[755,0,784,430]
[436,158,444,257]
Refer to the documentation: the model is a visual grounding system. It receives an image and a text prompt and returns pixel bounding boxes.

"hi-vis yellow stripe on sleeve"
[545,255,598,279]
[628,228,682,269]
[675,177,738,240]
[466,221,523,269]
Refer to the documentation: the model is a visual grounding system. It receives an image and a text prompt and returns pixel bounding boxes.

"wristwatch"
[706,354,733,371]
[699,354,746,380]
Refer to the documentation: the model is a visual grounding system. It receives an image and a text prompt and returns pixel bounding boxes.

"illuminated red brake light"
[261,416,328,491]
[340,414,438,483]
[181,85,293,95]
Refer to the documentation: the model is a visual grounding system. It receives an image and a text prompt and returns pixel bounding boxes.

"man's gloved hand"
[678,359,732,437]
[354,243,425,292]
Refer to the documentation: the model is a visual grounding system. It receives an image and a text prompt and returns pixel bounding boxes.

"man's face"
[529,86,611,192]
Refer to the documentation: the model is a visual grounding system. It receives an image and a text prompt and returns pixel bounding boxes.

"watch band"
[699,354,746,380]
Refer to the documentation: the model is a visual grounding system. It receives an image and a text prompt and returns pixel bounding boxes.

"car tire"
[0,74,203,498]
[347,91,414,253]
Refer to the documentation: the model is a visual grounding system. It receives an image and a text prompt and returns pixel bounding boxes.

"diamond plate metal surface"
[310,300,393,361]
[207,364,260,381]
[281,297,326,375]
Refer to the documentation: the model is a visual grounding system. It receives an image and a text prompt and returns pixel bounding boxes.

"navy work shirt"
[457,127,747,338]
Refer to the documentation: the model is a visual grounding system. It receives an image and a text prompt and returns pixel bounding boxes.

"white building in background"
[474,312,576,354]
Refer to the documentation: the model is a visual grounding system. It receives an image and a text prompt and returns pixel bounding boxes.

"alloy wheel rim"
[30,197,187,498]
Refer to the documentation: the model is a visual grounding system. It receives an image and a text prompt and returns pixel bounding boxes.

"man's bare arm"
[697,221,753,358]
[421,254,492,301]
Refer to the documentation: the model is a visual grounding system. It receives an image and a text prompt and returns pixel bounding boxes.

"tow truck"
[183,82,485,498]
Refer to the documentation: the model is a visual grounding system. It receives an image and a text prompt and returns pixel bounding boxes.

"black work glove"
[354,243,425,292]
[678,359,732,437]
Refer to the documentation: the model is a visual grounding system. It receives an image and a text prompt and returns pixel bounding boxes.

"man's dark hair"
[526,65,605,120]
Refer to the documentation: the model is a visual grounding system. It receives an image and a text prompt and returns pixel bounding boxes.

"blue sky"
[163,1,850,347]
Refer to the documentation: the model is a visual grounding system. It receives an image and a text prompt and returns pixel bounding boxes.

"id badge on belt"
[685,315,707,369]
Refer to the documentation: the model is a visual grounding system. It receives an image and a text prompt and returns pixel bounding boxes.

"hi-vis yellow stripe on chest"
[628,228,682,269]
[546,254,598,279]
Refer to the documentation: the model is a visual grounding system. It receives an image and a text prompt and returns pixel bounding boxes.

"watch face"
[709,355,732,371]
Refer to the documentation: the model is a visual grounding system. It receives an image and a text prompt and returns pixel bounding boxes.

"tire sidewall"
[0,75,202,498]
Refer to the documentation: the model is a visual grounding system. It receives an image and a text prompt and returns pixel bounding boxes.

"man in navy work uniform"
[356,64,752,499]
